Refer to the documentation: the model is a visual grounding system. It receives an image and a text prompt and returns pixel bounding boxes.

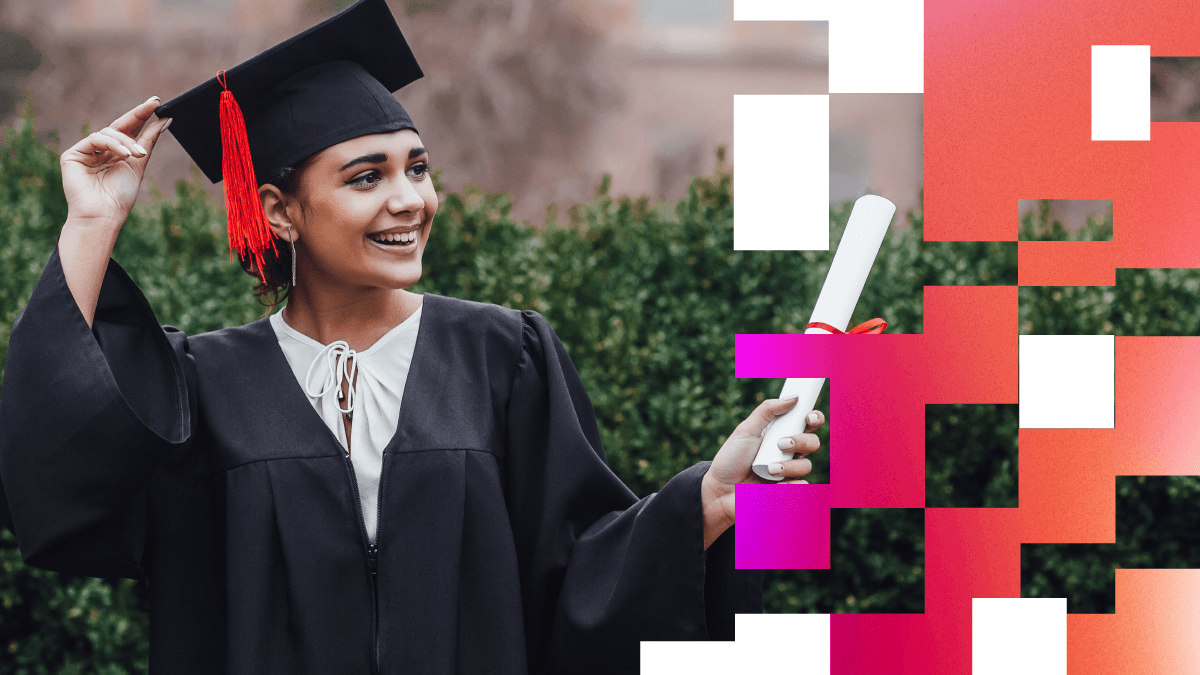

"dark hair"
[239,157,313,311]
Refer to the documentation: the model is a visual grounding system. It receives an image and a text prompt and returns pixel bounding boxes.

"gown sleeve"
[505,310,761,674]
[0,246,194,579]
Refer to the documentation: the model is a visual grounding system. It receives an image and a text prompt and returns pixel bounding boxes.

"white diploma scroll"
[751,194,897,480]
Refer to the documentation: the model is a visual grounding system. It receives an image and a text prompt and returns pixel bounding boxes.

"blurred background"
[0,0,927,223]
[1152,56,1200,123]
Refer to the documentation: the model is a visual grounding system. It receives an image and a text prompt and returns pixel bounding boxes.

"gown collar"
[242,293,448,456]
[270,304,424,417]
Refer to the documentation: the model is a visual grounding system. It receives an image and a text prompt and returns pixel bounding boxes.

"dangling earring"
[289,231,297,287]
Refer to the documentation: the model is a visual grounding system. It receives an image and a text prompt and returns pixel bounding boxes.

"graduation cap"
[155,0,423,277]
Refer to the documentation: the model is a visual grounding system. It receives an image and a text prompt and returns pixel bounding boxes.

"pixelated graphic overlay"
[733,0,923,93]
[703,2,1200,673]
[764,508,926,614]
[732,0,923,251]
[1023,476,1200,614]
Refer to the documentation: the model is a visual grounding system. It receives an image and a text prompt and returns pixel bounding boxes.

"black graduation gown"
[0,248,760,675]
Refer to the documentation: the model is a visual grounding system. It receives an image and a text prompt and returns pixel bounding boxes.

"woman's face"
[269,128,437,292]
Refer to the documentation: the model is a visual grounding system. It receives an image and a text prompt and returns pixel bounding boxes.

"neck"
[281,280,422,352]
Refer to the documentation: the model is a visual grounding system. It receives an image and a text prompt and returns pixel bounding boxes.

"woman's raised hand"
[59,96,173,328]
[61,96,172,230]
[699,397,825,548]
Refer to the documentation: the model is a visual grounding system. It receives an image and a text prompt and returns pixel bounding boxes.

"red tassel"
[217,71,276,282]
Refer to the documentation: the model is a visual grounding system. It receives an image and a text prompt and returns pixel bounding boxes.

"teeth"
[369,230,418,245]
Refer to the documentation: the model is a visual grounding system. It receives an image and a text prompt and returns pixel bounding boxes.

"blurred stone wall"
[1152,56,1200,123]
[0,0,924,225]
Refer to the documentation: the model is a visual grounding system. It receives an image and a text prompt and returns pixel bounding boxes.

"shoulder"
[422,293,545,352]
[420,294,573,382]
[422,292,523,327]
[185,316,276,358]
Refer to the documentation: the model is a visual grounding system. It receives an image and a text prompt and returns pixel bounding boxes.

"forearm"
[58,218,122,327]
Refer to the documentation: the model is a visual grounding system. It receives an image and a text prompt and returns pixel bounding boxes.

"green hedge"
[0,112,1196,672]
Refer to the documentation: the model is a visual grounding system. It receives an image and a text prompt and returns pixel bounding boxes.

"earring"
[289,232,297,287]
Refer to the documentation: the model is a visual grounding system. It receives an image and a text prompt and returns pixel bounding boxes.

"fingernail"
[162,118,173,130]
[120,146,131,156]
[148,96,161,104]
[134,144,147,155]
[777,437,795,450]
[782,396,799,402]
[768,463,783,475]
[807,412,819,425]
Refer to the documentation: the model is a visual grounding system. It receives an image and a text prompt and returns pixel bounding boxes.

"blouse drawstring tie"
[304,340,358,420]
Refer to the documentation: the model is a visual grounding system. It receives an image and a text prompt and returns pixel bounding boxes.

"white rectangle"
[1092,45,1150,141]
[734,0,818,21]
[828,0,923,93]
[973,598,1066,675]
[1019,334,1115,429]
[642,614,830,675]
[734,95,829,250]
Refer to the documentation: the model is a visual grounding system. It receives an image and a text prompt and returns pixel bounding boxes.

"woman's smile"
[366,228,420,248]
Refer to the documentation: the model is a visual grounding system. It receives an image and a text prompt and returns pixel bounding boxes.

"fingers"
[110,96,162,139]
[765,456,813,479]
[136,116,173,156]
[69,131,135,164]
[96,127,147,159]
[738,396,800,438]
[775,431,820,456]
[804,410,825,432]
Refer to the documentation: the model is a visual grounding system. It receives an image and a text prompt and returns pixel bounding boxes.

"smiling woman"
[0,0,825,673]
[257,130,436,346]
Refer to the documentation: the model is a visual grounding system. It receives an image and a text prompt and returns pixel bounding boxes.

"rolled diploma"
[751,194,896,480]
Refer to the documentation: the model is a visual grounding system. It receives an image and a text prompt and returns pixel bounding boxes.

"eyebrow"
[339,153,386,172]
[338,147,428,172]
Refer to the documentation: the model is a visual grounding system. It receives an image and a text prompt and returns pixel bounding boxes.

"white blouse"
[269,304,423,543]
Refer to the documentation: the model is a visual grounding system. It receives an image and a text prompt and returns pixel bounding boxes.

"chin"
[381,259,423,290]
[357,241,425,290]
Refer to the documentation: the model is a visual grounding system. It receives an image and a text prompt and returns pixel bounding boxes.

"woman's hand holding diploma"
[58,97,173,326]
[700,398,825,548]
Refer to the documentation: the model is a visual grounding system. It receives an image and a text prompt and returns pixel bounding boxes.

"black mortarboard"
[154,0,423,273]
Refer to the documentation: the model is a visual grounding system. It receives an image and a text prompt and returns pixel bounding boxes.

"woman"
[0,1,822,672]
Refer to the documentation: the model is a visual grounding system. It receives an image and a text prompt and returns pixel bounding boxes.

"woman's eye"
[407,162,430,180]
[347,170,381,187]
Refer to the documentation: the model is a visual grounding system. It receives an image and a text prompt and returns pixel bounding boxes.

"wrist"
[701,471,735,549]
[63,214,125,234]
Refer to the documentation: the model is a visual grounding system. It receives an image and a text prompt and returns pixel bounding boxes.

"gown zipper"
[372,453,388,674]
[369,541,380,674]
[342,449,382,675]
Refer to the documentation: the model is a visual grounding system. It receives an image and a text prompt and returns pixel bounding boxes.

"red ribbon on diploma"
[806,318,887,334]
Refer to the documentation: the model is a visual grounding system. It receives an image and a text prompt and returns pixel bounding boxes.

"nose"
[386,173,425,216]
